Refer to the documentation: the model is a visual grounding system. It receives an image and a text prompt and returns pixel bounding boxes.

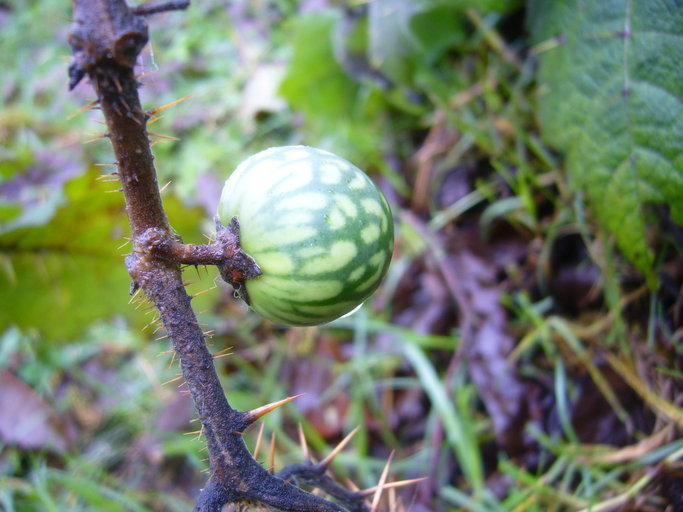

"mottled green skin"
[218,146,394,326]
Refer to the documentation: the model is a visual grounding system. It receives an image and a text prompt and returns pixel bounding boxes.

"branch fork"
[132,218,261,302]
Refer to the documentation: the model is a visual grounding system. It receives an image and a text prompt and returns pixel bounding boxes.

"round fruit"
[218,145,394,326]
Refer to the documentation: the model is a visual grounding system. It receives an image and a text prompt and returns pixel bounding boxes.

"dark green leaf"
[279,13,358,126]
[0,172,132,339]
[0,171,206,339]
[530,0,683,282]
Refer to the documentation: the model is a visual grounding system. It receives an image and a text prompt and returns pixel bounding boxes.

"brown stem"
[138,219,261,285]
[67,1,354,510]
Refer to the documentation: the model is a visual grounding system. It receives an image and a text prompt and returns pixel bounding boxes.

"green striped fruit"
[218,145,393,326]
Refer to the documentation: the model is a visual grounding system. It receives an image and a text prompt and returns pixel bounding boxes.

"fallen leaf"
[0,369,75,452]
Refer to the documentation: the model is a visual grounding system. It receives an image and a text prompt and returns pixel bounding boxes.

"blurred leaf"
[530,0,683,283]
[0,171,132,339]
[0,370,75,452]
[402,342,484,491]
[280,13,359,129]
[0,171,205,339]
[279,12,387,166]
[418,0,520,12]
[0,149,84,234]
[239,63,287,131]
[368,0,421,84]
[409,5,466,61]
[368,0,519,86]
[47,470,151,512]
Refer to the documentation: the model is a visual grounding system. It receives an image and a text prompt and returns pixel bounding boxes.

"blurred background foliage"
[1,0,682,511]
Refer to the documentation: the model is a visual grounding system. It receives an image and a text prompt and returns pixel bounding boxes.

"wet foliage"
[1,1,682,511]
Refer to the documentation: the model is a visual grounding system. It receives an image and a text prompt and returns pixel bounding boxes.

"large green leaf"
[0,171,132,339]
[0,171,206,340]
[529,0,683,282]
[278,13,388,167]
[279,13,359,130]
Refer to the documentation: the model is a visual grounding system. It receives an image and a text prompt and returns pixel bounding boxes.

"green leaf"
[409,5,466,62]
[529,0,683,283]
[368,0,421,84]
[0,171,206,340]
[0,172,132,339]
[280,13,358,128]
[278,12,387,167]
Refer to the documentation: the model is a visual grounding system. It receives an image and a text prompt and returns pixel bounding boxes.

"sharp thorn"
[159,180,172,194]
[84,134,108,144]
[118,238,132,250]
[128,285,143,304]
[95,171,119,180]
[360,477,428,497]
[147,114,163,126]
[253,422,266,460]
[213,347,233,360]
[389,486,397,512]
[162,375,183,386]
[148,131,181,141]
[243,394,304,425]
[345,478,361,492]
[141,316,161,331]
[127,110,143,125]
[297,423,310,461]
[136,69,158,81]
[147,95,193,116]
[134,299,152,310]
[191,286,216,300]
[67,99,99,119]
[318,425,361,468]
[370,451,394,512]
[269,431,276,473]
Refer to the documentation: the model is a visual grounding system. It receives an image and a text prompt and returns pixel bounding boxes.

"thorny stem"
[279,464,368,512]
[67,1,358,510]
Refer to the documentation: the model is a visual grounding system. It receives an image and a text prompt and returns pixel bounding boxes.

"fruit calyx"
[215,216,261,304]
